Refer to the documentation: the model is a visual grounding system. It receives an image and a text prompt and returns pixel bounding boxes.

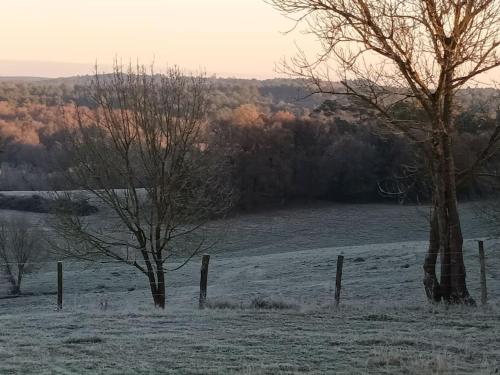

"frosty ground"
[0,202,499,374]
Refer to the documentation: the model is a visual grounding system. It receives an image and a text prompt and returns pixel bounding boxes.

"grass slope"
[0,202,498,374]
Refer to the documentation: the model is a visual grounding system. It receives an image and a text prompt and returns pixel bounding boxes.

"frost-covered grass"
[0,304,499,374]
[0,200,499,374]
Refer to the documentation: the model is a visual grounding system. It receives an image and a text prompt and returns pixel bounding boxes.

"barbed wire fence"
[0,233,497,313]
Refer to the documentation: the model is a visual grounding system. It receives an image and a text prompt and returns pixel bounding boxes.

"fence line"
[0,250,494,266]
[0,240,496,309]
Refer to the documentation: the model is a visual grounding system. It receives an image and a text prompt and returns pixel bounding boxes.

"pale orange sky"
[0,0,318,79]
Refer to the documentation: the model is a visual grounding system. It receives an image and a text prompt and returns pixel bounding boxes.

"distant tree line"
[0,80,498,209]
[211,103,500,208]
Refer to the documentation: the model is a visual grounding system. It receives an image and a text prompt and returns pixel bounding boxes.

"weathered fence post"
[199,254,210,309]
[335,255,344,306]
[478,241,487,306]
[57,261,63,310]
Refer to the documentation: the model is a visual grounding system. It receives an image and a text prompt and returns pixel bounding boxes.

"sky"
[0,0,317,79]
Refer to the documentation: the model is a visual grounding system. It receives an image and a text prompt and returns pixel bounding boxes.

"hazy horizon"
[0,59,285,80]
[0,0,319,80]
[2,1,499,83]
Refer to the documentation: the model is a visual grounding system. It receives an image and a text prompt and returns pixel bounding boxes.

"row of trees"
[213,103,500,207]
[0,93,498,204]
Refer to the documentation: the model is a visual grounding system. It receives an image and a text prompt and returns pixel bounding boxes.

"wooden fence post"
[478,241,487,306]
[199,254,210,309]
[57,261,63,310]
[335,255,344,306]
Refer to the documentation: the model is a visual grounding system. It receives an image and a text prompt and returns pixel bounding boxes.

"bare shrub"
[249,296,299,310]
[0,218,45,295]
[50,62,233,308]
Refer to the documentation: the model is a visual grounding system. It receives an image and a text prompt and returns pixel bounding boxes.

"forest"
[0,77,498,209]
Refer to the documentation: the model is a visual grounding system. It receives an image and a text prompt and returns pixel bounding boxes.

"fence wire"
[0,240,497,311]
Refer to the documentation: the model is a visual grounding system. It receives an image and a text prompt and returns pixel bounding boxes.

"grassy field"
[1,304,499,374]
[0,200,499,374]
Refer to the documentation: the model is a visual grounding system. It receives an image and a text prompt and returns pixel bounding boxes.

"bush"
[0,194,98,216]
[249,296,299,310]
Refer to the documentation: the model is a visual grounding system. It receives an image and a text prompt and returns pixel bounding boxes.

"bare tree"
[269,0,500,304]
[0,217,44,295]
[51,63,232,308]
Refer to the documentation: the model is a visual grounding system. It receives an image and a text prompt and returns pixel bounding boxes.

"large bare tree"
[269,0,500,304]
[52,63,232,308]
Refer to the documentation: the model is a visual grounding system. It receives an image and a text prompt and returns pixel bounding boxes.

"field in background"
[0,200,499,374]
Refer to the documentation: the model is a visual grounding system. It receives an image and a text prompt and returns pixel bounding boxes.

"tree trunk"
[140,244,166,308]
[7,270,20,295]
[154,262,166,309]
[424,128,475,305]
[152,285,165,309]
[16,264,24,294]
[423,207,441,302]
[145,267,165,309]
[148,272,165,309]
[441,134,474,304]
